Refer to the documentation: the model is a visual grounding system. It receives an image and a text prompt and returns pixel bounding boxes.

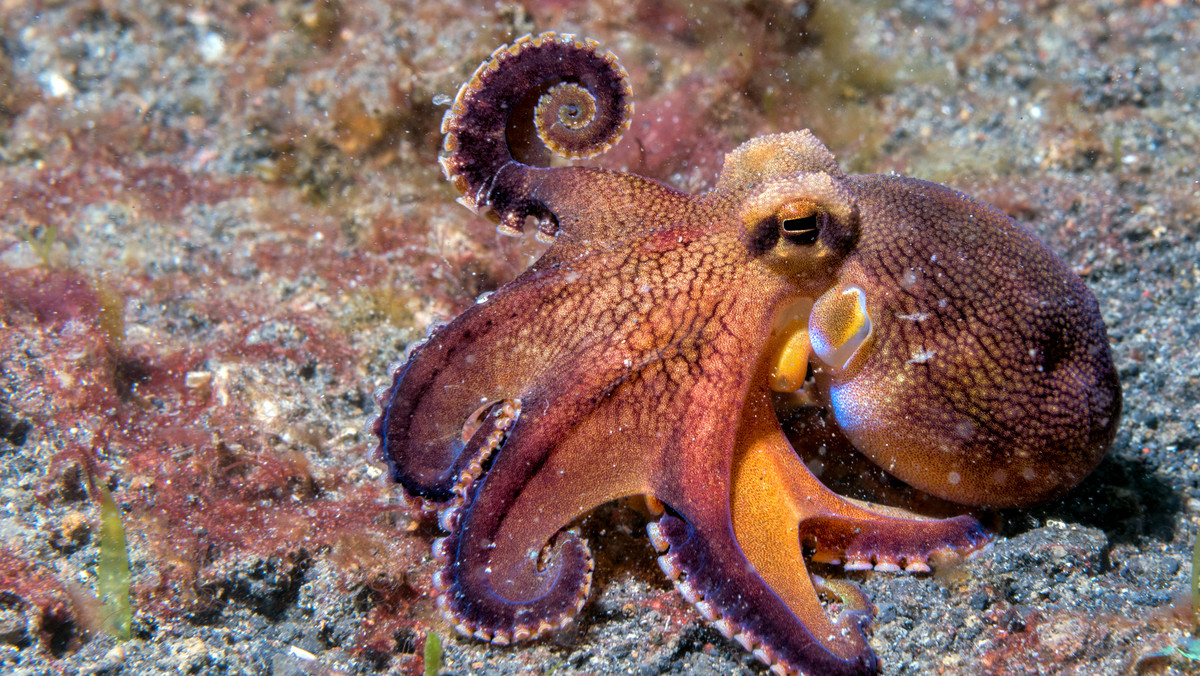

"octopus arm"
[735,391,988,575]
[376,262,585,502]
[646,386,987,676]
[432,296,773,643]
[378,221,687,501]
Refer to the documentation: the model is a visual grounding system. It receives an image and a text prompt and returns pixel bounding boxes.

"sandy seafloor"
[1,0,1199,674]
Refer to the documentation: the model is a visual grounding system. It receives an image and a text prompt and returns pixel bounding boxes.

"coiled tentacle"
[439,32,633,238]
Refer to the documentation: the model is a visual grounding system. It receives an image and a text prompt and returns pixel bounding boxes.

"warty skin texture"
[373,32,1120,676]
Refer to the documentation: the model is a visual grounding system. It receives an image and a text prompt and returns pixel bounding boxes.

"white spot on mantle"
[907,348,936,364]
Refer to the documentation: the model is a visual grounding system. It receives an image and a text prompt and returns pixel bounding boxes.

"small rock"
[0,604,29,646]
[82,644,128,675]
[169,637,211,673]
[1036,616,1087,660]
[50,511,92,552]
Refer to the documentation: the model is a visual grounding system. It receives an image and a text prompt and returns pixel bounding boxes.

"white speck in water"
[1028,105,1042,119]
[39,71,73,98]
[433,93,453,106]
[199,32,226,63]
[947,471,961,485]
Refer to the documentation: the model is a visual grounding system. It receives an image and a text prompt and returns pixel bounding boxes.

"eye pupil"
[781,214,820,244]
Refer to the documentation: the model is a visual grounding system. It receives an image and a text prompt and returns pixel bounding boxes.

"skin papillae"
[373,32,1121,676]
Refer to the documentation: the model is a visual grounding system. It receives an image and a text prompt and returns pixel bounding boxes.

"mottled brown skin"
[373,33,1120,676]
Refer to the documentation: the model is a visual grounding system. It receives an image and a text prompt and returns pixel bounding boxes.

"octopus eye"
[809,285,873,370]
[777,200,823,246]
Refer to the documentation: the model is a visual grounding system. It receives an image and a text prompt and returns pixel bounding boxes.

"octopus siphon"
[372,33,1121,675]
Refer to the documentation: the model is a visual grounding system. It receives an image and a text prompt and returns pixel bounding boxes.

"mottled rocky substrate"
[1,1,1198,674]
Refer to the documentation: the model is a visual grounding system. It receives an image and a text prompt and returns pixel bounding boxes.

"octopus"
[372,33,1121,675]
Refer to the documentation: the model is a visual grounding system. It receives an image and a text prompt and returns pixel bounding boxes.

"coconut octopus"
[372,32,1121,675]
